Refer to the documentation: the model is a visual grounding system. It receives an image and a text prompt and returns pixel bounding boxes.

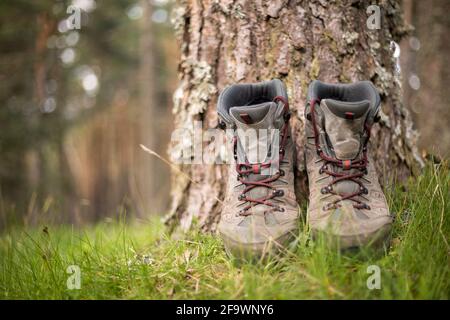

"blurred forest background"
[0,0,448,229]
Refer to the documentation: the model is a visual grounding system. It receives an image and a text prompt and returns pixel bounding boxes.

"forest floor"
[0,162,449,299]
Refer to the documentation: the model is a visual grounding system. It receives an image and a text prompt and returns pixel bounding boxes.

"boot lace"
[309,99,371,211]
[234,96,290,216]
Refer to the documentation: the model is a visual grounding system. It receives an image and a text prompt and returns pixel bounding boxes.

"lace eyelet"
[306,113,312,121]
[284,112,291,121]
[273,189,284,197]
[319,165,328,174]
[218,121,226,130]
[323,203,337,211]
[374,114,381,123]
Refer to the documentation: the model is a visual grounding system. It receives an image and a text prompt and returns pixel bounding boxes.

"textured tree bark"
[166,0,423,233]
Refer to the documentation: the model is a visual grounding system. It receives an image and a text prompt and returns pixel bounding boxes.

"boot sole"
[311,223,392,252]
[220,230,298,262]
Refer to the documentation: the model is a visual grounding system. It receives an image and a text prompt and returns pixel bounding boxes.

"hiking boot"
[305,80,392,250]
[217,79,299,259]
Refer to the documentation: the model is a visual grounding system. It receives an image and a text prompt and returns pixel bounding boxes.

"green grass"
[0,163,449,299]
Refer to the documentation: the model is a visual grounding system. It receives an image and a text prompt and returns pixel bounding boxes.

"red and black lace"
[309,99,371,211]
[234,96,290,216]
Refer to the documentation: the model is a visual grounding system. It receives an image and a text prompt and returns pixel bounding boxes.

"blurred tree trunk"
[133,0,157,217]
[166,0,424,232]
[28,12,54,202]
[401,0,450,159]
[25,12,56,225]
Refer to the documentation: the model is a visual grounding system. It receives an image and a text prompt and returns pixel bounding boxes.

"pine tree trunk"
[166,0,423,233]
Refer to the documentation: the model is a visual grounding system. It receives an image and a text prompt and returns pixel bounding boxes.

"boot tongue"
[321,99,370,196]
[230,102,274,127]
[229,101,284,212]
[230,101,284,164]
[321,99,370,160]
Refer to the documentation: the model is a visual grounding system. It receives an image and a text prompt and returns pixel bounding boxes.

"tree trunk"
[401,0,450,159]
[166,0,423,233]
[135,0,157,217]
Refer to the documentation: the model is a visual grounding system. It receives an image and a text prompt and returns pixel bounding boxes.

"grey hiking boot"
[305,80,392,250]
[217,79,299,259]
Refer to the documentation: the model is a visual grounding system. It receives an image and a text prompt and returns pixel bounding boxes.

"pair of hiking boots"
[217,79,392,258]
